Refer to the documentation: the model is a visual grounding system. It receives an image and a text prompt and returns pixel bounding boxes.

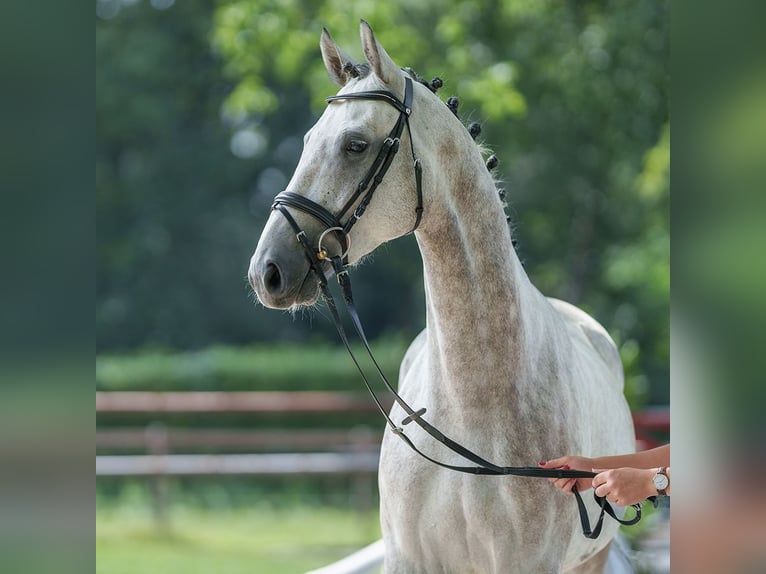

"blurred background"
[96,0,669,572]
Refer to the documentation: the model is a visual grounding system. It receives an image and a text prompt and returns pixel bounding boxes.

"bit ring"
[316,227,350,261]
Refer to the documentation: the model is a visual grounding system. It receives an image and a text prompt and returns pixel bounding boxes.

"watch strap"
[655,466,668,496]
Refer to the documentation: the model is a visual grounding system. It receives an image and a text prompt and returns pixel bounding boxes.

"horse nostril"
[264,261,284,295]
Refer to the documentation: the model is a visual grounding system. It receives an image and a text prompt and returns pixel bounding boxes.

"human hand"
[591,467,656,506]
[539,456,595,495]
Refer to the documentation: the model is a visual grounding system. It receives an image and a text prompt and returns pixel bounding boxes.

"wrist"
[646,469,658,498]
[652,466,670,496]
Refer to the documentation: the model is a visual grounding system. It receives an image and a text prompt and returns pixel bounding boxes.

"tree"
[97,0,669,404]
[210,0,669,403]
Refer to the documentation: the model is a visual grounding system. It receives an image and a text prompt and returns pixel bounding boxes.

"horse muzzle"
[249,250,321,309]
[249,218,323,309]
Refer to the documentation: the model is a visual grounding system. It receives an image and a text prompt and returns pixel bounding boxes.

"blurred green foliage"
[677,64,766,444]
[96,339,409,392]
[97,0,668,403]
[95,339,406,433]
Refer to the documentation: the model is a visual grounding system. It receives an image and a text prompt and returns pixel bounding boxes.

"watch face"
[654,473,669,490]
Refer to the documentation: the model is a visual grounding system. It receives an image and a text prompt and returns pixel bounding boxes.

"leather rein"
[270,76,652,539]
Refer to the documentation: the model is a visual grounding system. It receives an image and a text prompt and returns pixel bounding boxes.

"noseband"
[269,75,653,540]
[272,76,423,272]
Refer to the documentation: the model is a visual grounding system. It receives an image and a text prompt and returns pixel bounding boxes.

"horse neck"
[414,127,543,407]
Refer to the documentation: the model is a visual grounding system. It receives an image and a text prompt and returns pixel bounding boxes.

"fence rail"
[96,391,668,538]
[96,392,669,473]
[632,406,670,450]
[97,427,381,450]
[96,452,380,477]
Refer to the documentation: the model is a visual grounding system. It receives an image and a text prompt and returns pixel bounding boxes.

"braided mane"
[402,67,515,241]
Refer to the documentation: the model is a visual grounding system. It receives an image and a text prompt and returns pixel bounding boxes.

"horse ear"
[321,27,355,87]
[360,20,403,92]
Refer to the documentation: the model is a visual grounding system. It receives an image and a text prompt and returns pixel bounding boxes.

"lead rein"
[325,255,652,539]
[273,76,653,539]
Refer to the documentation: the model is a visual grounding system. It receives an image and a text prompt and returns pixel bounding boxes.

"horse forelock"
[344,62,370,79]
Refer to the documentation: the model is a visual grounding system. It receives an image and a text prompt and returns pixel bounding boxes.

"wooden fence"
[96,391,668,573]
[96,391,389,521]
[96,391,668,476]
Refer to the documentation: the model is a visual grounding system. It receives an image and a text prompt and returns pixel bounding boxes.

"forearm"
[591,444,669,470]
[665,467,671,495]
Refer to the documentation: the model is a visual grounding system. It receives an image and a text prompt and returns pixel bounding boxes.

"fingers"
[543,461,578,494]
[542,457,599,496]
[594,485,619,504]
[592,470,610,497]
[591,469,609,490]
[547,467,575,493]
[593,472,622,504]
[539,457,568,468]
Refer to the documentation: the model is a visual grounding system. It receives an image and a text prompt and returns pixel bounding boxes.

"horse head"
[249,21,433,309]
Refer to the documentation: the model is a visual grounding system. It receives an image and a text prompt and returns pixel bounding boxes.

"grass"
[96,494,666,574]
[97,504,381,574]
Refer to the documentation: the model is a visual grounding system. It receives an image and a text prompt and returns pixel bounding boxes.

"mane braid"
[403,65,517,249]
[403,67,424,84]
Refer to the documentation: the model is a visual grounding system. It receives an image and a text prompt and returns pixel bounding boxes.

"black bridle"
[272,76,423,268]
[270,76,653,539]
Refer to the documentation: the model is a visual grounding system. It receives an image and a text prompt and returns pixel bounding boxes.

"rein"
[273,77,423,265]
[270,76,653,539]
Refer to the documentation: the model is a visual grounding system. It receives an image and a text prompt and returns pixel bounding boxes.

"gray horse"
[250,21,635,574]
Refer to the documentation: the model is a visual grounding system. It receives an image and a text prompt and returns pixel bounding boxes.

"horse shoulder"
[398,328,427,385]
[546,297,624,390]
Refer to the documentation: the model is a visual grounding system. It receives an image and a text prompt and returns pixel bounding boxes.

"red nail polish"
[562,465,570,470]
[538,461,546,466]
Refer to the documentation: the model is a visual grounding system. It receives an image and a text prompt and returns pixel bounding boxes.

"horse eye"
[346,139,368,154]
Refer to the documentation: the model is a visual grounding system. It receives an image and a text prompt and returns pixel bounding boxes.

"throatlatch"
[271,76,655,539]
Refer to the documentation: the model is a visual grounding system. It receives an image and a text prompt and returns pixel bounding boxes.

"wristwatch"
[653,467,669,496]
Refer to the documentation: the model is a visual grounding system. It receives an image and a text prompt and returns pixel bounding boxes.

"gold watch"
[652,467,669,496]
